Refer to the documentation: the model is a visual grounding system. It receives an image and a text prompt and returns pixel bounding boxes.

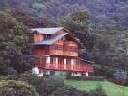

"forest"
[0,0,128,96]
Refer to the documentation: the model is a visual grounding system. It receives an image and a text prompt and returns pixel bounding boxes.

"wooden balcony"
[35,56,94,73]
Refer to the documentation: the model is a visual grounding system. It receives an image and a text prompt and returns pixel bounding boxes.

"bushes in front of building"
[0,72,107,96]
[17,72,107,96]
[0,80,38,96]
[49,86,89,96]
[30,76,64,96]
[18,72,64,96]
[48,81,107,96]
[66,75,105,81]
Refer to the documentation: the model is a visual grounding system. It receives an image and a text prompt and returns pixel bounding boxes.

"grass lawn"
[65,80,128,96]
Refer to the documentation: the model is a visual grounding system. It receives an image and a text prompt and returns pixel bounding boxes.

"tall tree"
[60,11,95,51]
[60,10,89,32]
[0,11,33,75]
[10,9,57,28]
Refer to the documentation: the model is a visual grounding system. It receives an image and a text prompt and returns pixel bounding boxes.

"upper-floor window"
[51,44,63,50]
[34,34,43,42]
[69,46,78,52]
[55,45,63,50]
[44,34,52,40]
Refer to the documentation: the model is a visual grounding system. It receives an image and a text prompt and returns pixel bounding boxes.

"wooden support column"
[39,57,42,67]
[71,59,74,70]
[64,58,66,69]
[55,57,58,68]
[46,56,50,68]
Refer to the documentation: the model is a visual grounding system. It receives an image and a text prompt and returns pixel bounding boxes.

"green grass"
[65,80,128,96]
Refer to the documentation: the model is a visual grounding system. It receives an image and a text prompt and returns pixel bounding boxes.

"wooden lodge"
[31,27,94,76]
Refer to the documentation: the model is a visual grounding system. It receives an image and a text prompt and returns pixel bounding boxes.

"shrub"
[89,84,107,96]
[18,73,64,96]
[0,80,38,96]
[66,76,105,81]
[30,76,64,96]
[49,86,89,96]
[18,72,108,96]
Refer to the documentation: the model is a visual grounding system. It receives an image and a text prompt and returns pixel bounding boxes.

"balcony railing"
[35,56,93,73]
[49,44,78,56]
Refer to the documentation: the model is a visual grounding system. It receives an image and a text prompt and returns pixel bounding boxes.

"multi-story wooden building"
[31,27,94,76]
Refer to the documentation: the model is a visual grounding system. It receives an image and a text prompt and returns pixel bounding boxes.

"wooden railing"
[35,56,94,73]
[49,44,78,56]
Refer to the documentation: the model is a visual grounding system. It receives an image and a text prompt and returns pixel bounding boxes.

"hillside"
[0,1,128,96]
[0,0,128,30]
[65,80,128,96]
[0,0,128,84]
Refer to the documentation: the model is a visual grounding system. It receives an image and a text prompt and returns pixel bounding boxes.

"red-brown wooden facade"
[32,27,94,74]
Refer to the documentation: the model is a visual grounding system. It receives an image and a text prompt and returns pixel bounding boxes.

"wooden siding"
[34,34,44,42]
[49,40,64,55]
[34,46,49,55]
[49,40,78,56]
[64,41,78,56]
[33,28,94,73]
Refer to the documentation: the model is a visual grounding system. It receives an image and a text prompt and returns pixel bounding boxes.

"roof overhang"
[31,27,64,34]
[31,27,81,47]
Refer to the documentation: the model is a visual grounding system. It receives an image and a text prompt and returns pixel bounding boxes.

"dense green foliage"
[0,73,108,96]
[60,10,95,50]
[18,73,64,96]
[17,73,107,96]
[10,9,57,28]
[0,11,33,75]
[0,1,128,82]
[60,11,89,32]
[0,80,38,96]
[0,0,127,96]
[92,30,128,81]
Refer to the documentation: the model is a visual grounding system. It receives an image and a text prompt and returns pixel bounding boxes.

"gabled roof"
[34,33,68,45]
[31,27,64,34]
[32,27,81,47]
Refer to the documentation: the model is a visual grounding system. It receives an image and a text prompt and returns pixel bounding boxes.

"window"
[34,34,43,42]
[71,59,76,65]
[70,46,78,52]
[58,45,63,50]
[42,57,46,67]
[43,46,49,55]
[54,45,63,50]
[45,49,49,55]
[50,57,56,64]
[66,59,71,69]
[42,57,45,63]
[44,34,51,40]
[66,59,71,65]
